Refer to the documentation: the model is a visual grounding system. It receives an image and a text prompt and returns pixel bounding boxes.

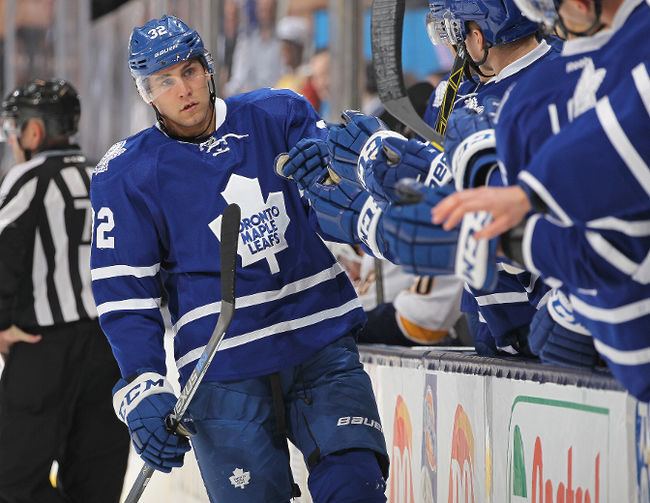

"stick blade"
[219,203,241,305]
[371,0,444,147]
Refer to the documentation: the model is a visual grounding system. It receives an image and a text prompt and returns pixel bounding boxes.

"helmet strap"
[208,74,217,104]
[152,96,216,143]
[148,68,217,142]
[461,40,495,80]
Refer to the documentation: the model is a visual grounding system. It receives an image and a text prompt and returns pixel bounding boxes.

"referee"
[0,79,130,503]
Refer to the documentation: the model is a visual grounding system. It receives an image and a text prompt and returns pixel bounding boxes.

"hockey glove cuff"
[449,129,499,191]
[529,291,598,369]
[380,181,497,289]
[358,133,451,203]
[327,110,389,182]
[113,371,191,473]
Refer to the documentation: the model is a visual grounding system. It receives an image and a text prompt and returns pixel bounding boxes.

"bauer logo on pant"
[229,468,251,489]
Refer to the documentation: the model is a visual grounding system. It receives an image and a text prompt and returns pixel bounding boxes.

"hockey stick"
[433,51,468,137]
[124,203,241,503]
[371,0,445,150]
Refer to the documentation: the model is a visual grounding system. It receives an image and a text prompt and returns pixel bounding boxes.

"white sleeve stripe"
[60,167,88,198]
[593,338,650,366]
[0,156,46,201]
[547,104,561,135]
[585,231,640,277]
[569,294,650,324]
[522,214,543,277]
[535,289,552,309]
[633,252,650,285]
[518,171,572,226]
[478,312,486,323]
[172,263,346,334]
[172,302,220,335]
[44,180,79,322]
[587,216,650,237]
[596,97,650,196]
[497,262,526,275]
[475,291,529,306]
[97,298,161,316]
[176,298,362,369]
[632,63,650,117]
[0,178,38,235]
[91,263,161,281]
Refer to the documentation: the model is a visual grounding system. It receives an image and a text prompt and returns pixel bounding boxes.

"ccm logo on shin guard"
[337,416,383,433]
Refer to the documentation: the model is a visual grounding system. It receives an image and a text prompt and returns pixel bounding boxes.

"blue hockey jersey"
[423,41,557,345]
[90,89,366,385]
[494,0,650,399]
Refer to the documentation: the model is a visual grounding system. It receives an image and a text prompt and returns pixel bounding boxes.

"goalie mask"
[128,15,215,104]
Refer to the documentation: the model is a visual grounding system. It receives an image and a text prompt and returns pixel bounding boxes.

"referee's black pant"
[0,319,130,503]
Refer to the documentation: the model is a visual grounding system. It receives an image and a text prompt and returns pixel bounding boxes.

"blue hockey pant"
[187,334,388,502]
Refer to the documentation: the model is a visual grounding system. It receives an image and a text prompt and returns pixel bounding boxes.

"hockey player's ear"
[20,118,46,151]
[463,21,487,64]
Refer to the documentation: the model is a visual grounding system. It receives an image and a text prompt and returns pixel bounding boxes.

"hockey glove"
[308,176,385,247]
[276,138,331,191]
[358,134,451,203]
[529,291,599,368]
[445,98,501,191]
[381,180,499,290]
[327,110,395,183]
[113,371,192,472]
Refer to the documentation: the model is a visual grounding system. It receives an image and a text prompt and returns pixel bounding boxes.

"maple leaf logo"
[209,174,290,274]
[567,58,607,121]
[229,467,251,489]
[95,140,126,175]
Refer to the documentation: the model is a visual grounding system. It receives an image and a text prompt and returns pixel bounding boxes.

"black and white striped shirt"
[0,147,97,330]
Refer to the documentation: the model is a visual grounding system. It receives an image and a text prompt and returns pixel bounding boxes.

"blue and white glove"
[113,372,192,472]
[276,138,331,191]
[444,98,501,191]
[529,291,599,368]
[276,137,386,247]
[357,135,452,203]
[327,110,394,183]
[309,177,382,246]
[380,180,499,290]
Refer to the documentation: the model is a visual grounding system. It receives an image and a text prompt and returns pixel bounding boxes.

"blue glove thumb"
[380,135,407,166]
[393,178,454,206]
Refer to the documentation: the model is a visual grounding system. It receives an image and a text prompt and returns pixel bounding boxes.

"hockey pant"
[188,333,389,502]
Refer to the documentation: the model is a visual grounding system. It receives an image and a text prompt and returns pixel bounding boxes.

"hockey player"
[282,0,561,358]
[430,0,650,399]
[0,79,130,502]
[90,15,388,503]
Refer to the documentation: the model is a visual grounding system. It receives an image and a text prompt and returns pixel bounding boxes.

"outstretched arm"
[432,185,531,239]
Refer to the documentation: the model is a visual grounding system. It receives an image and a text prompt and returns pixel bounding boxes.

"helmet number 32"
[147,26,168,39]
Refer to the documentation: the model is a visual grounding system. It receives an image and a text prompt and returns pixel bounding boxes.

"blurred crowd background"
[0,0,466,350]
[0,0,454,167]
